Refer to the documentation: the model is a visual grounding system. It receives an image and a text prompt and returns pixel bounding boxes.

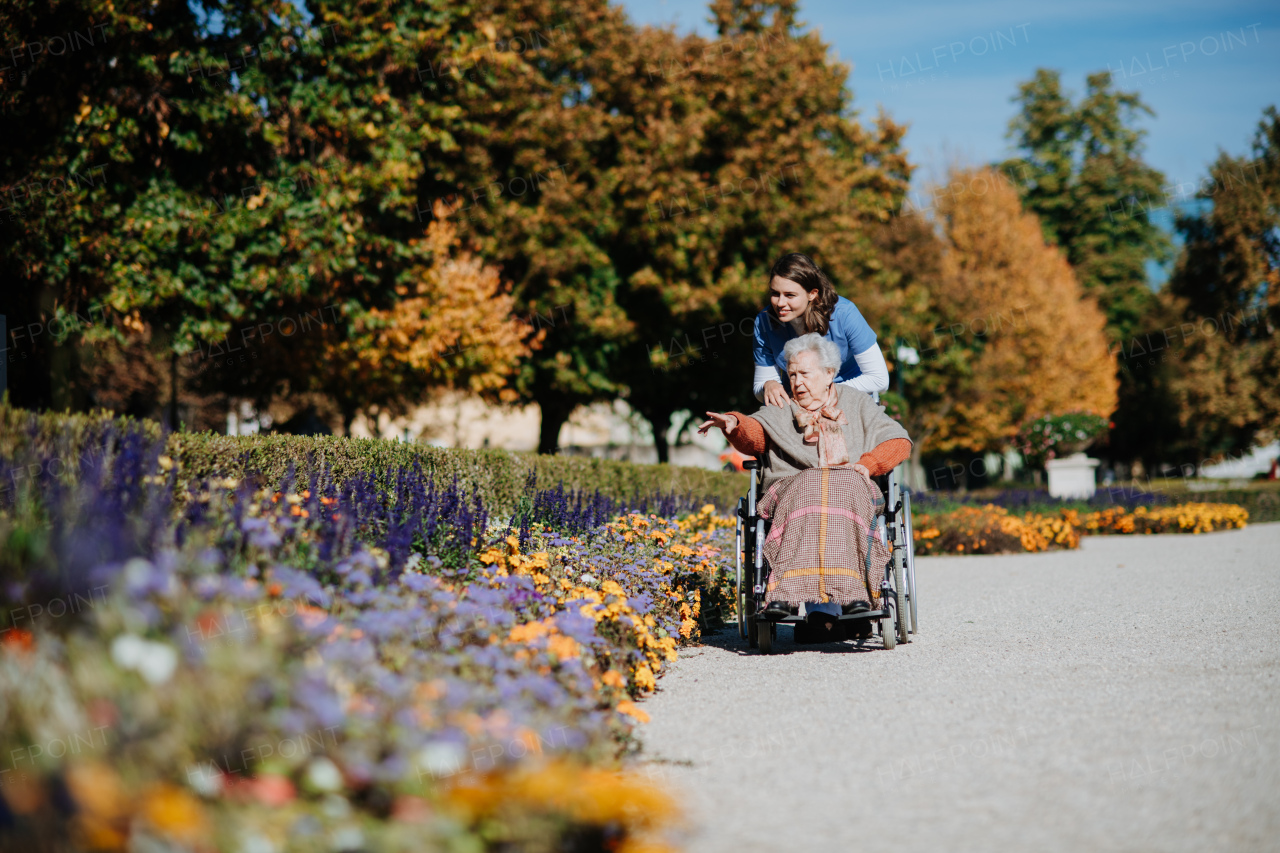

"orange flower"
[66,762,130,850]
[138,783,209,845]
[1,628,34,654]
[226,774,296,807]
[616,701,651,723]
[548,634,579,660]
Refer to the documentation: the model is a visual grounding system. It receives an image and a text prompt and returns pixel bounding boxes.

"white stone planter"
[1046,452,1100,499]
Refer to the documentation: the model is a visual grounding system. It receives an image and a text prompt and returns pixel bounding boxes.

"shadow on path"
[693,623,894,656]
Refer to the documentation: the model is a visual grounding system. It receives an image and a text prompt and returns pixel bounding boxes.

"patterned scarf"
[791,384,850,468]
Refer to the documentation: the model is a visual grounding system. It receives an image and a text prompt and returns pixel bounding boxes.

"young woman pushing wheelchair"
[751,252,890,408]
[698,254,911,644]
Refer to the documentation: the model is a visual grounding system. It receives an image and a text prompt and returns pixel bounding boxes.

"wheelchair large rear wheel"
[894,559,909,646]
[735,511,746,640]
[903,490,918,635]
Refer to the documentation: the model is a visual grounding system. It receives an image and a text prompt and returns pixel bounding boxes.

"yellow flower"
[444,760,677,839]
[633,663,656,693]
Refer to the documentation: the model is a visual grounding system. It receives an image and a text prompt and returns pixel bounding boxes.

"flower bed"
[0,412,740,852]
[914,501,1249,556]
[913,505,1080,555]
[1072,502,1249,535]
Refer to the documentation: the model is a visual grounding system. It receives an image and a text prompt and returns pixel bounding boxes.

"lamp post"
[895,338,919,394]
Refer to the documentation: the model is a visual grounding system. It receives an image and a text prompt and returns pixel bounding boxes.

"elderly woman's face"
[787,350,836,404]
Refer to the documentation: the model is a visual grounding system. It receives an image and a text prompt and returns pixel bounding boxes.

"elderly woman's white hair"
[782,332,842,373]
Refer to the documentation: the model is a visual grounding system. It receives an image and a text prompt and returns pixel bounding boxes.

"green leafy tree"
[1163,106,1280,459]
[999,69,1172,341]
[412,0,637,452]
[418,0,911,457]
[998,69,1175,469]
[0,0,538,430]
[592,0,911,462]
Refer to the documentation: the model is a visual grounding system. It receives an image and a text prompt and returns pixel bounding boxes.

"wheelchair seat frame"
[734,458,918,653]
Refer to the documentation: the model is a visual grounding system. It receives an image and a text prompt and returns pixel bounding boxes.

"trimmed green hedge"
[2,406,748,513]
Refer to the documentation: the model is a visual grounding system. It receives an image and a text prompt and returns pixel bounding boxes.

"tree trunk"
[169,350,179,431]
[909,442,927,492]
[648,410,672,464]
[538,396,574,455]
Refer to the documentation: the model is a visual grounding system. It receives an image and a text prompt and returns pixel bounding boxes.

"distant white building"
[1199,441,1279,479]
[351,393,731,470]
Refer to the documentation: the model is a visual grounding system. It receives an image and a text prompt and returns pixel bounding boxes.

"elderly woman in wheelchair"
[699,333,913,645]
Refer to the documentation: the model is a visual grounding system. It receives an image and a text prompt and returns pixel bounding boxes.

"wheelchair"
[734,457,918,654]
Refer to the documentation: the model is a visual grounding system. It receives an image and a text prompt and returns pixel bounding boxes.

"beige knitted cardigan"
[748,385,911,491]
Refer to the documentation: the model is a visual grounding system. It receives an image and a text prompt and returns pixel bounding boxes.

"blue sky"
[618,0,1279,191]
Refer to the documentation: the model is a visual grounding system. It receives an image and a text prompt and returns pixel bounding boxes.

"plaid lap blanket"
[757,467,890,606]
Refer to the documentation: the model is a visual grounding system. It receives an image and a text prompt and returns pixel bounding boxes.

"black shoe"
[842,600,871,615]
[762,601,791,619]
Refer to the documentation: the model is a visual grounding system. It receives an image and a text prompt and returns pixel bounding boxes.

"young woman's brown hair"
[767,253,839,336]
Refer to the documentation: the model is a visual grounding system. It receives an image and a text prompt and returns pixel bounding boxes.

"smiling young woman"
[752,253,889,407]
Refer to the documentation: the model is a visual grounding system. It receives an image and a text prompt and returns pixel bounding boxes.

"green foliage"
[1017,411,1110,468]
[1161,106,1280,458]
[999,69,1172,341]
[592,1,911,460]
[878,390,907,423]
[421,0,912,456]
[0,0,553,427]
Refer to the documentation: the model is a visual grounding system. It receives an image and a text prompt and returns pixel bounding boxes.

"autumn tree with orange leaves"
[889,167,1118,474]
[332,208,541,421]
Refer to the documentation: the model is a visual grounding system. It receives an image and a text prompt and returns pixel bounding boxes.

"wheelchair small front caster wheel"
[757,620,775,654]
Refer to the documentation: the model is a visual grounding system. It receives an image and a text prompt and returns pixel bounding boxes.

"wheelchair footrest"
[756,610,885,624]
[836,610,885,621]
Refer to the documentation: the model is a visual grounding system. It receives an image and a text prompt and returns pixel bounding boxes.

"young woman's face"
[769,276,817,323]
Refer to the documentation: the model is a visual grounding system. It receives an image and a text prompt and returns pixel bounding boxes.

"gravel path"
[636,523,1280,853]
